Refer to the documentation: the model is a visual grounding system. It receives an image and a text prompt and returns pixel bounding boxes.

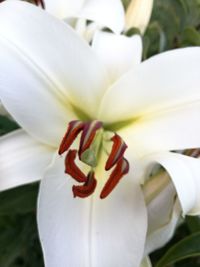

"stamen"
[72,172,97,198]
[59,120,85,155]
[79,120,103,158]
[184,149,200,158]
[100,158,129,199]
[65,150,87,183]
[105,134,127,171]
[34,0,45,9]
[59,120,130,199]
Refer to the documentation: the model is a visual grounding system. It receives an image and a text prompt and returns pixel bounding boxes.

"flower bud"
[125,0,154,34]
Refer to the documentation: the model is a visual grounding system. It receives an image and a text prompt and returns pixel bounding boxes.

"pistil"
[59,120,129,199]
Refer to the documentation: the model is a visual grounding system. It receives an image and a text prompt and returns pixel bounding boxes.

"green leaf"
[182,27,200,45]
[0,214,43,267]
[155,232,200,267]
[126,27,141,37]
[186,216,200,233]
[0,226,25,267]
[0,116,19,136]
[122,0,130,9]
[0,183,39,215]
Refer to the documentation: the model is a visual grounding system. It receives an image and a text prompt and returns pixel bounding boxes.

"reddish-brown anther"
[185,148,200,158]
[79,120,102,158]
[65,149,87,183]
[100,158,129,199]
[72,172,97,198]
[105,134,128,171]
[59,121,85,155]
[34,0,45,9]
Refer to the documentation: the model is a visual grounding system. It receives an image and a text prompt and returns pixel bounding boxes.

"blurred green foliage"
[155,232,200,267]
[0,0,199,266]
[144,0,200,58]
[0,182,43,266]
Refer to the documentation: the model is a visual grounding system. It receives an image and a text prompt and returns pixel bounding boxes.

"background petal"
[143,171,181,254]
[145,199,181,255]
[44,0,125,33]
[0,1,109,146]
[79,0,125,33]
[38,155,147,267]
[141,152,200,215]
[0,130,54,191]
[92,32,142,82]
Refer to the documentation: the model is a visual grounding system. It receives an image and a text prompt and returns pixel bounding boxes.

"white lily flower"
[0,1,200,266]
[125,0,154,34]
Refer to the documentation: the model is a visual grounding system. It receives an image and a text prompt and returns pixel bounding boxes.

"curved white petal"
[119,100,200,157]
[44,0,85,19]
[38,155,147,267]
[79,0,125,34]
[99,47,200,123]
[75,19,100,43]
[92,32,142,82]
[145,199,181,255]
[74,18,88,39]
[0,1,109,146]
[143,172,181,254]
[44,0,125,33]
[145,178,176,233]
[141,152,200,215]
[0,129,54,191]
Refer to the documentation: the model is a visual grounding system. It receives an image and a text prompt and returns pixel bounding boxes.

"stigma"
[59,120,129,199]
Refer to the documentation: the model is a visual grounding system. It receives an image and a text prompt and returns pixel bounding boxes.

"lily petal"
[92,32,142,81]
[145,199,181,255]
[38,155,147,267]
[79,0,125,34]
[143,173,181,254]
[119,100,200,157]
[0,129,53,191]
[99,48,200,123]
[75,19,101,43]
[44,0,125,33]
[0,1,109,146]
[141,152,200,215]
[145,179,176,232]
[44,0,85,19]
